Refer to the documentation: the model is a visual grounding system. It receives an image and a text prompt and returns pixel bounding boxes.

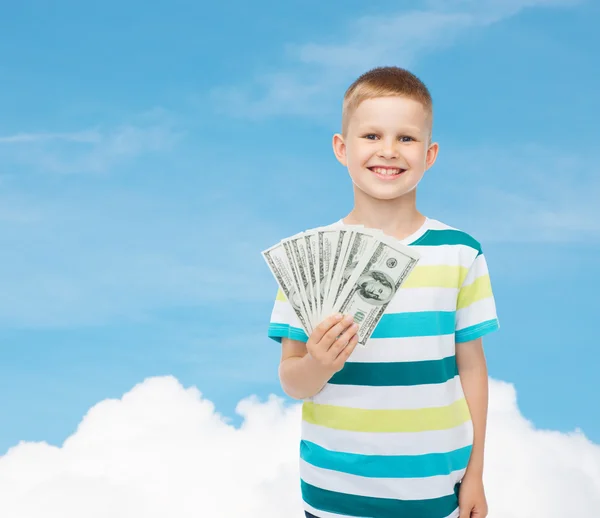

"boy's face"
[333,96,438,202]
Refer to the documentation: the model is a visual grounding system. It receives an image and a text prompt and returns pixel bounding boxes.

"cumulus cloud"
[0,376,598,517]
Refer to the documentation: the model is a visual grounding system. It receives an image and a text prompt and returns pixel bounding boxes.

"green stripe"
[457,275,492,309]
[301,440,472,478]
[302,398,470,433]
[329,355,458,386]
[403,265,468,289]
[410,229,482,256]
[301,480,460,518]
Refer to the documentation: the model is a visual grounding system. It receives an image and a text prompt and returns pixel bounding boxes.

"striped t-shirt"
[267,217,500,518]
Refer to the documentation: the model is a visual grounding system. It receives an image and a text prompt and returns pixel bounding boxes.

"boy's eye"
[362,134,415,142]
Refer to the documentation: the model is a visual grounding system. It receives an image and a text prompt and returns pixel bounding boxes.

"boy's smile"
[333,96,438,202]
[368,166,406,180]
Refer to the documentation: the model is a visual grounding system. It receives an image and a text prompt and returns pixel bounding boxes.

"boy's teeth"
[372,167,401,175]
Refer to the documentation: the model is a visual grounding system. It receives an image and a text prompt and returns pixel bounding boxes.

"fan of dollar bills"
[262,224,421,347]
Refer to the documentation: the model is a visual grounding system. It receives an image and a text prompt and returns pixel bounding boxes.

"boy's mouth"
[368,166,406,176]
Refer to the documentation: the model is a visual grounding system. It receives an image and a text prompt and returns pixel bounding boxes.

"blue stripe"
[301,440,472,478]
[268,312,455,343]
[269,314,499,345]
[371,311,455,338]
[455,318,499,343]
[267,322,309,343]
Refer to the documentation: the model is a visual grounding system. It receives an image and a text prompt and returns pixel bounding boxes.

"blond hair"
[341,67,433,140]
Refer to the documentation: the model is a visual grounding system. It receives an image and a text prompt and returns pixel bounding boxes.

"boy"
[267,67,499,518]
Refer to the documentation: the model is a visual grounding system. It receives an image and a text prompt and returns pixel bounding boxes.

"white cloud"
[0,131,100,144]
[0,376,598,517]
[0,109,180,174]
[211,0,579,119]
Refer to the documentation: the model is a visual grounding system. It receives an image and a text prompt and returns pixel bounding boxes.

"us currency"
[322,228,351,317]
[317,224,369,318]
[287,234,315,326]
[328,230,378,314]
[335,236,420,346]
[324,225,369,315]
[304,232,320,322]
[261,242,312,334]
[317,228,340,320]
[316,230,325,319]
[281,239,313,333]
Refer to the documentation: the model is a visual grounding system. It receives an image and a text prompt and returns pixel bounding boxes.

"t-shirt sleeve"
[267,288,310,343]
[455,250,500,343]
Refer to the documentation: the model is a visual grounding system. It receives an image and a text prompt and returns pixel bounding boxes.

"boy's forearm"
[279,354,336,400]
[456,338,489,479]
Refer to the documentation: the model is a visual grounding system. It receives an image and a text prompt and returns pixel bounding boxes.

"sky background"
[1,1,599,516]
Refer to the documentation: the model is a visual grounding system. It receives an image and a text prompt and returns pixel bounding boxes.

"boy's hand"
[306,313,359,373]
[458,474,488,518]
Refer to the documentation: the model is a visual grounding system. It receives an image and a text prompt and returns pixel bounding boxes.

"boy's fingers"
[310,313,343,343]
[322,316,355,349]
[329,323,358,356]
[334,334,359,365]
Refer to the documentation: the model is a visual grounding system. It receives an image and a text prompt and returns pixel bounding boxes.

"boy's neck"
[342,195,426,241]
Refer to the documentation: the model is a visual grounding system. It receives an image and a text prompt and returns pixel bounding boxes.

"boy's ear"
[425,141,439,171]
[332,133,347,167]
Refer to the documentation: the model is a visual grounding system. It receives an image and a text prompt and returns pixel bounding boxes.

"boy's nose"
[378,140,399,159]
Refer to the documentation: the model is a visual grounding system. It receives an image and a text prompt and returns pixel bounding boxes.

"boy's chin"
[353,182,418,202]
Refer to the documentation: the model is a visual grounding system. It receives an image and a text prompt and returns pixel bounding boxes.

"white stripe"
[300,459,465,500]
[348,334,455,363]
[462,254,489,284]
[270,298,303,329]
[456,297,497,331]
[410,244,477,267]
[426,218,454,231]
[301,421,474,456]
[271,286,459,328]
[314,376,464,410]
[386,286,458,312]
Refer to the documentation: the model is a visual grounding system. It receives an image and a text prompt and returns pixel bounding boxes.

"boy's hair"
[341,66,433,140]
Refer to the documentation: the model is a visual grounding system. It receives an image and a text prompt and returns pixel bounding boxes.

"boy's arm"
[278,314,359,400]
[278,338,334,400]
[456,337,489,479]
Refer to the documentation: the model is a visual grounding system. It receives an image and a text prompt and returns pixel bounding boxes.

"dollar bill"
[324,225,369,315]
[335,236,420,346]
[288,234,315,325]
[282,238,314,334]
[322,228,348,317]
[318,228,340,319]
[305,232,320,320]
[261,242,312,334]
[316,230,325,318]
[328,230,378,313]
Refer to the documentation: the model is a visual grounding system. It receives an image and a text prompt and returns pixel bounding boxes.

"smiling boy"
[267,67,499,518]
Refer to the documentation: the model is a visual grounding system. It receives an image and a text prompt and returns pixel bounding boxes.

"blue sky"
[1,0,599,461]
